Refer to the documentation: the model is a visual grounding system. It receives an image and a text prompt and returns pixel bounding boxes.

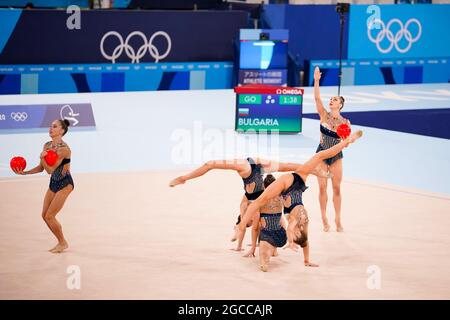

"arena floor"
[1,83,449,299]
[0,170,449,299]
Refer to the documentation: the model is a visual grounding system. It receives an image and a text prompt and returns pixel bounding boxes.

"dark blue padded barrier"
[0,0,88,7]
[262,4,349,69]
[303,108,450,139]
[309,58,450,86]
[0,9,249,64]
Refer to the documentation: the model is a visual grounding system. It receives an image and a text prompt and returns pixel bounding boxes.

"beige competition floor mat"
[1,170,449,299]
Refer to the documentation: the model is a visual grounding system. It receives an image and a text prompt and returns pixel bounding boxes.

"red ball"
[10,156,27,172]
[45,150,59,166]
[337,123,351,139]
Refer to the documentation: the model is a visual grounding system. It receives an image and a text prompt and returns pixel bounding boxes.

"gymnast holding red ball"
[11,119,74,253]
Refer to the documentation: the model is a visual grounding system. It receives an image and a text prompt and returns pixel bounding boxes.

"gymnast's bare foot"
[169,176,185,187]
[48,243,59,252]
[304,261,319,267]
[346,130,363,145]
[243,248,256,257]
[322,218,330,232]
[50,241,68,253]
[260,264,268,272]
[335,219,344,232]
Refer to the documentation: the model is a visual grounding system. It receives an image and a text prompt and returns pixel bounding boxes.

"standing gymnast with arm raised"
[314,66,352,232]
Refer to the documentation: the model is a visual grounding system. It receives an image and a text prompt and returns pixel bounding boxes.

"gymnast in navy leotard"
[256,174,287,271]
[244,171,318,271]
[235,157,265,226]
[235,128,363,270]
[169,157,308,251]
[242,157,265,201]
[313,66,351,233]
[13,119,74,254]
[316,120,346,166]
[281,173,310,250]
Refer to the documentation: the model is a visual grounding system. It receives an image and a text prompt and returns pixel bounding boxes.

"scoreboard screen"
[239,40,288,70]
[234,85,303,133]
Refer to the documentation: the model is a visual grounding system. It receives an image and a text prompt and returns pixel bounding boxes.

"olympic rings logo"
[100,31,172,63]
[367,18,422,54]
[10,112,28,122]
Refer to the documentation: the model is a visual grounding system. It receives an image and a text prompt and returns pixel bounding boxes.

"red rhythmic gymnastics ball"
[10,156,27,172]
[45,150,58,166]
[337,123,351,139]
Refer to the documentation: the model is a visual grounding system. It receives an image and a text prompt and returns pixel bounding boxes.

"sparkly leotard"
[281,173,308,214]
[242,157,264,201]
[281,173,309,247]
[259,213,287,248]
[235,158,266,226]
[316,112,349,166]
[49,158,74,193]
[45,142,74,193]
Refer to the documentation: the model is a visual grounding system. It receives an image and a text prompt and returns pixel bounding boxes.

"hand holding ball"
[337,123,351,139]
[44,150,59,166]
[10,156,27,173]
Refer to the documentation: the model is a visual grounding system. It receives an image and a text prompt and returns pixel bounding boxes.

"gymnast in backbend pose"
[314,66,352,232]
[243,174,287,271]
[235,129,363,269]
[169,157,329,251]
[243,173,317,271]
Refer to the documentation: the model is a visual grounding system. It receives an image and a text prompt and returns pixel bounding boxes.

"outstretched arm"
[234,175,290,246]
[169,159,249,187]
[244,215,260,257]
[301,224,319,267]
[314,66,327,120]
[13,163,44,175]
[302,245,318,267]
[284,213,300,252]
[25,164,44,175]
[13,143,68,175]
